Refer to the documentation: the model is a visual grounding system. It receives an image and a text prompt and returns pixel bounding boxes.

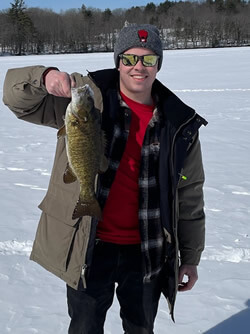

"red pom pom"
[138,29,148,43]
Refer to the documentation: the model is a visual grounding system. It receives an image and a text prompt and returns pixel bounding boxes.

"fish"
[58,84,108,220]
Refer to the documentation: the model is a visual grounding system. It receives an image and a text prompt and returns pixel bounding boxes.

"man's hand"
[44,70,76,97]
[178,264,198,292]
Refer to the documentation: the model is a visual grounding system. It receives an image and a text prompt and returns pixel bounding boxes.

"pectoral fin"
[57,125,66,138]
[63,163,77,183]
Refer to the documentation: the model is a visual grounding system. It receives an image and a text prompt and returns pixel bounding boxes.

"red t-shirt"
[96,92,155,244]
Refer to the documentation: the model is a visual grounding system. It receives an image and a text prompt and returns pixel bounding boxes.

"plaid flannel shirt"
[97,95,165,282]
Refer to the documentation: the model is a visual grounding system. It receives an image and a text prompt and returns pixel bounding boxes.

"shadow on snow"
[203,300,250,334]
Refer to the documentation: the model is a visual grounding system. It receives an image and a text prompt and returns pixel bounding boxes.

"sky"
[0,0,161,12]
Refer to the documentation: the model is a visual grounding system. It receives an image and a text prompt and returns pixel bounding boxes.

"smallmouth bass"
[58,84,108,220]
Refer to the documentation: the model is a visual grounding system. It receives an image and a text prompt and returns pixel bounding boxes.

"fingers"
[70,75,76,88]
[45,70,76,98]
[178,264,198,292]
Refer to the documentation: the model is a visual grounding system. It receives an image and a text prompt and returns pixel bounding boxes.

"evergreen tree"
[8,0,36,54]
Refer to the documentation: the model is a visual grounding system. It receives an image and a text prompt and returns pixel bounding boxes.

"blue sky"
[0,0,161,12]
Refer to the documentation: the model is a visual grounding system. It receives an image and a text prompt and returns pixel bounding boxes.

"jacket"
[3,66,207,319]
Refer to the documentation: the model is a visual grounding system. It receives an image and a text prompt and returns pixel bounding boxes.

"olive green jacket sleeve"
[177,134,205,266]
[2,65,70,129]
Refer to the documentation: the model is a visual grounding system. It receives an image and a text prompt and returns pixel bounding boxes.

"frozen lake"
[0,47,250,333]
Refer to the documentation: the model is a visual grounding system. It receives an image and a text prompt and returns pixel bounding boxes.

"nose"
[134,59,144,70]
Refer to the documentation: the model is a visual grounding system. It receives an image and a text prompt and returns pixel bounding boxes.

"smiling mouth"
[131,75,147,80]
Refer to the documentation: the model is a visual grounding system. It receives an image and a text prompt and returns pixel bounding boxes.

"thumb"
[70,75,76,88]
[178,266,185,284]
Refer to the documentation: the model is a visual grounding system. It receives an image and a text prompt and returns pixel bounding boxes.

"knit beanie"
[114,24,163,70]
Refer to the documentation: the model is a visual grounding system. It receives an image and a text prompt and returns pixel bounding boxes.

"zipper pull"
[81,264,88,289]
[179,173,187,181]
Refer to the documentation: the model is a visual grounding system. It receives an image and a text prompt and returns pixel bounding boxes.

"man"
[3,24,207,333]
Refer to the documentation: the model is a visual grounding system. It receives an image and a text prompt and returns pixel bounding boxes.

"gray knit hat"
[114,24,163,70]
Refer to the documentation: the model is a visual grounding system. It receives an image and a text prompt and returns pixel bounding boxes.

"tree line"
[0,0,249,55]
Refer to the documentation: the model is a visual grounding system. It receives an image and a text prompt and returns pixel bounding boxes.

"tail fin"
[72,198,102,220]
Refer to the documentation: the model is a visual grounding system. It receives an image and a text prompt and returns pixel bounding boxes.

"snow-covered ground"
[0,47,250,333]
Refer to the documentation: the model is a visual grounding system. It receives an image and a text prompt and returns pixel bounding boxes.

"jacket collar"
[88,68,207,130]
[88,68,119,91]
[152,79,197,129]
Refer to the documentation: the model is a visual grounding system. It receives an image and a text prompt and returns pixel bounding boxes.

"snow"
[1,47,250,333]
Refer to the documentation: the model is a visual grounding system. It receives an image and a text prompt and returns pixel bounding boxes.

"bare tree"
[1,0,250,56]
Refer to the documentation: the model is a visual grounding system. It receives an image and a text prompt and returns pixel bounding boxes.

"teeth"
[133,75,145,79]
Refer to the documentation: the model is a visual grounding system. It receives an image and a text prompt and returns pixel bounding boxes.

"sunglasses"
[119,54,159,67]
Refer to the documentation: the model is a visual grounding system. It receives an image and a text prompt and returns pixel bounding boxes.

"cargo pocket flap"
[38,186,79,226]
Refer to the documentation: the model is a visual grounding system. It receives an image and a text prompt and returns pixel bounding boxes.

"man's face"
[119,47,158,104]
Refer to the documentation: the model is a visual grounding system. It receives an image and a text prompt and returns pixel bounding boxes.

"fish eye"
[71,120,79,126]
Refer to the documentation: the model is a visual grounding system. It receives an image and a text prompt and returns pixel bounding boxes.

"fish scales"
[61,84,108,220]
[66,109,101,199]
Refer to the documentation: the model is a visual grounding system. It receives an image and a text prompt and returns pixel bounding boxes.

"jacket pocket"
[38,136,81,224]
[38,184,79,224]
[32,209,79,273]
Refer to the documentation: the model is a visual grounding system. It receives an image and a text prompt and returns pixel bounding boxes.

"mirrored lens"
[120,54,159,67]
[142,55,158,66]
[121,54,137,66]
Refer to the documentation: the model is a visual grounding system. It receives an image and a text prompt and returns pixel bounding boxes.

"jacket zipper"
[80,217,92,289]
[80,174,102,289]
[170,112,197,232]
[169,112,197,317]
[170,112,197,191]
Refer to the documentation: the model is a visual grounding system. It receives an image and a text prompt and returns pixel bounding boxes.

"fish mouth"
[71,84,94,99]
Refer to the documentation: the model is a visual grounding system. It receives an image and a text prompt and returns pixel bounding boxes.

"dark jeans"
[67,241,162,334]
